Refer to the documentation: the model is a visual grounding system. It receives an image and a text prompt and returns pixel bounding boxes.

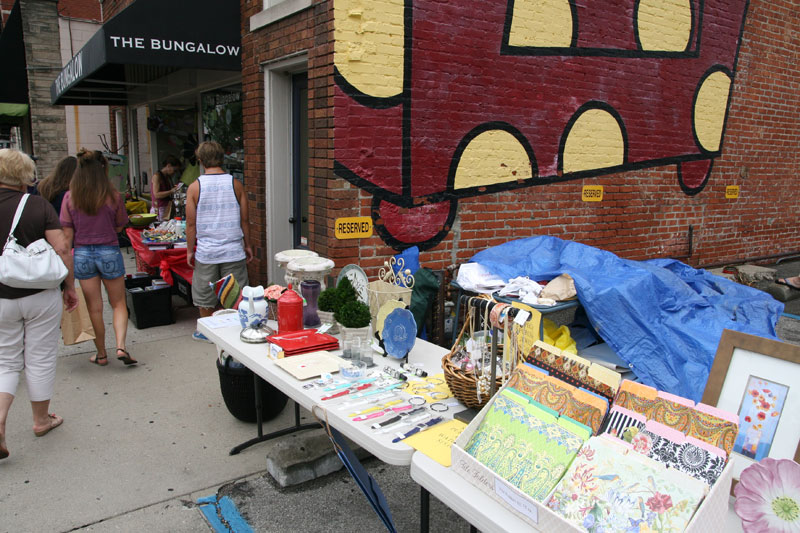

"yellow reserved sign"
[334,217,373,239]
[582,185,603,202]
[725,185,740,199]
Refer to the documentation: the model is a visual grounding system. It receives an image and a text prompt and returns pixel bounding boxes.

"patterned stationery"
[603,405,646,438]
[465,390,588,501]
[630,421,727,486]
[525,340,620,401]
[507,365,609,435]
[547,436,708,532]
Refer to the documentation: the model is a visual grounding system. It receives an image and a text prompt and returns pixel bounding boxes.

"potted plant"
[317,286,339,334]
[335,300,372,345]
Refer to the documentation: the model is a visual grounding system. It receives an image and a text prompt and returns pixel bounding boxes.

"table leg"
[229,387,318,455]
[420,486,430,533]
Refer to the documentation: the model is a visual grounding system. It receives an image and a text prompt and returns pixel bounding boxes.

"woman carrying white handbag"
[0,149,77,460]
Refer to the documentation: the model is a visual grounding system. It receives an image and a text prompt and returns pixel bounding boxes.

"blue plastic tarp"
[470,236,784,401]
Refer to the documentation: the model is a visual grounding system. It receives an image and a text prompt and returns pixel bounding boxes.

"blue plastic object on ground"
[470,236,783,401]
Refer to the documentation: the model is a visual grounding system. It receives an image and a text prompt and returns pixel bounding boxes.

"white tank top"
[195,173,246,264]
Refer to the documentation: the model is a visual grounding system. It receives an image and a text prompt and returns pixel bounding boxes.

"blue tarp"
[471,236,784,401]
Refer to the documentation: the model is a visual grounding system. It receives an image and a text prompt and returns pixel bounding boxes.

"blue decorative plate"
[382,308,416,359]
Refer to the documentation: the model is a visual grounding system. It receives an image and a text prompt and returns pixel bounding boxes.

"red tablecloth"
[126,227,193,286]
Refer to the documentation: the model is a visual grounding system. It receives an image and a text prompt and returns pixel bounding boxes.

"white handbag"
[0,194,68,289]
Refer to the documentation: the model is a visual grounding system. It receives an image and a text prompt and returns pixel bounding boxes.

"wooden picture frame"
[702,329,800,493]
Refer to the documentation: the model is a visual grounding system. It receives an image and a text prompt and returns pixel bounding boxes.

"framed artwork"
[702,329,800,489]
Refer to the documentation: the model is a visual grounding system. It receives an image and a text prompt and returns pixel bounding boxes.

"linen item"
[547,436,708,533]
[465,390,588,501]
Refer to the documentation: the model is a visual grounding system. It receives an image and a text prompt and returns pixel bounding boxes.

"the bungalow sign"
[53,51,83,96]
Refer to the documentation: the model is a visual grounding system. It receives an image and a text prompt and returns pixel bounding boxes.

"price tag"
[513,309,531,325]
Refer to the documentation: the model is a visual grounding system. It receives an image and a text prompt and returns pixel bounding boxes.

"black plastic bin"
[126,286,174,329]
[216,356,288,423]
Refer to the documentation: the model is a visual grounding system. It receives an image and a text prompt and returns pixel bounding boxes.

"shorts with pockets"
[74,245,125,280]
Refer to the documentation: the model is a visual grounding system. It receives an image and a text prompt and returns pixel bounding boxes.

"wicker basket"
[367,259,414,337]
[441,317,503,409]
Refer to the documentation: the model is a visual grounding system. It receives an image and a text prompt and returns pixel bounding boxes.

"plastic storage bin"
[126,286,174,329]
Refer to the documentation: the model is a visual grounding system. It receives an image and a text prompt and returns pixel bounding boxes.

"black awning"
[50,0,241,106]
[0,1,29,106]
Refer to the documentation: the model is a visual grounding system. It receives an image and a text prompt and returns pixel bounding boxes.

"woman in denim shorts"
[60,149,137,366]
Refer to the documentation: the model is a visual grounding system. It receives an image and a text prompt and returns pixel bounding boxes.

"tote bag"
[0,194,68,289]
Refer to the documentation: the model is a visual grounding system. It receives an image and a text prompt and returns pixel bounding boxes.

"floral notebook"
[547,435,708,532]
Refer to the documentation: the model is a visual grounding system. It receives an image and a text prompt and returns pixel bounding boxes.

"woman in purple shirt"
[61,149,137,366]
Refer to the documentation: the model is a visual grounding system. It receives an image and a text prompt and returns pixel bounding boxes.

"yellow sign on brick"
[725,185,740,199]
[335,217,373,239]
[582,185,604,202]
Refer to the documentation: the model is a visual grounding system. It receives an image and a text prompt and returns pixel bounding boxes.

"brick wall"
[245,0,800,282]
[58,0,100,21]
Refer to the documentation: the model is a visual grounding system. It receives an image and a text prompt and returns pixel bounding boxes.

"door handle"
[288,217,296,224]
[302,216,307,223]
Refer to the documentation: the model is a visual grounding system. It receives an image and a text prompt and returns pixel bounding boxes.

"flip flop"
[89,354,108,366]
[775,279,800,291]
[0,434,8,459]
[116,349,138,366]
[33,413,63,437]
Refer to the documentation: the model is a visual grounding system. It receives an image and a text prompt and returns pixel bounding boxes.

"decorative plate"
[382,308,417,359]
[337,264,369,304]
[375,299,407,341]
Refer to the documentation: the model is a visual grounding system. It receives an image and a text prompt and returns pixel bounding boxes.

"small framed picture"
[702,329,800,489]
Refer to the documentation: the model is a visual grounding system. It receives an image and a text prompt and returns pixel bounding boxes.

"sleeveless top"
[195,173,245,264]
[150,171,173,209]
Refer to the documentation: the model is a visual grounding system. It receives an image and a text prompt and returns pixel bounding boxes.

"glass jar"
[301,280,321,328]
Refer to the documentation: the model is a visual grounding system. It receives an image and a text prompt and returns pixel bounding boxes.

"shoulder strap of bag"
[6,193,29,243]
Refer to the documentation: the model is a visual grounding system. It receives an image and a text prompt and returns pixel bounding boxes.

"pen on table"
[392,417,444,443]
[320,382,371,401]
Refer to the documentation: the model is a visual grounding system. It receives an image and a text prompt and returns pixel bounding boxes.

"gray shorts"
[191,259,249,308]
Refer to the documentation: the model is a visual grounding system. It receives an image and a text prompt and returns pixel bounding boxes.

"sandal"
[0,433,8,459]
[90,354,108,366]
[116,349,138,366]
[33,413,63,437]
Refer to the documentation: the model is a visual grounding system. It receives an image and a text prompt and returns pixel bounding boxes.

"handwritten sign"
[495,479,539,523]
[403,419,467,467]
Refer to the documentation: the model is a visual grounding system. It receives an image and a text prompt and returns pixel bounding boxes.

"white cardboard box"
[451,385,734,532]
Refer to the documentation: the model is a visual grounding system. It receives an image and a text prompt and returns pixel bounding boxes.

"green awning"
[0,103,29,117]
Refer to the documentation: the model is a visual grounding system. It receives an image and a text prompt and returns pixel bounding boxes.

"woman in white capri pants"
[0,149,77,460]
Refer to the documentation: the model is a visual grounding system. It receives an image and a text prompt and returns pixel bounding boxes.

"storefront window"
[201,87,243,181]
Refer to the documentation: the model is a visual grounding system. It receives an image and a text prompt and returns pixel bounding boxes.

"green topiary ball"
[318,287,338,312]
[334,300,371,329]
[335,276,359,308]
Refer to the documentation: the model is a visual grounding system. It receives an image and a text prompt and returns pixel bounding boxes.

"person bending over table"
[150,154,182,222]
[185,141,253,342]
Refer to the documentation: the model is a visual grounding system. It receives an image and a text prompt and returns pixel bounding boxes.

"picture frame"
[702,329,800,492]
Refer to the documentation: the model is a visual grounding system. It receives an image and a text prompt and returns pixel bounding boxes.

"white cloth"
[455,263,506,294]
[497,276,548,305]
[195,174,246,264]
[0,288,62,400]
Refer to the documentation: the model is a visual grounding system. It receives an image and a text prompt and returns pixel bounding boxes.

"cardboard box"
[450,383,734,531]
[126,286,174,329]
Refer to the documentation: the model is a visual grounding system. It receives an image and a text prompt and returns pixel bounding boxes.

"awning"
[50,0,241,106]
[0,1,29,106]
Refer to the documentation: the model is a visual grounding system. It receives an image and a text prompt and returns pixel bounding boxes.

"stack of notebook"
[266,330,340,356]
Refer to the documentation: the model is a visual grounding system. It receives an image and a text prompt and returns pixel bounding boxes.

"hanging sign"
[335,217,373,239]
[725,185,740,199]
[581,185,603,202]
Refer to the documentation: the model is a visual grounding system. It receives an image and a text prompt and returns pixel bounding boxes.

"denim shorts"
[74,245,125,280]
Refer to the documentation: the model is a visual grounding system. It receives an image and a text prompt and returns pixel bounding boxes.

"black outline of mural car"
[334,0,750,251]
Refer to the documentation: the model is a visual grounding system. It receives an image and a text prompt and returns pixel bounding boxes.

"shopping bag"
[60,287,95,345]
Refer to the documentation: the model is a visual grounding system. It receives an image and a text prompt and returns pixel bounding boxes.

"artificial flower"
[734,457,800,533]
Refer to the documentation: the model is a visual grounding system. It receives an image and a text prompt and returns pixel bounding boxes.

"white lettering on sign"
[495,479,539,523]
[54,51,83,95]
[109,36,241,58]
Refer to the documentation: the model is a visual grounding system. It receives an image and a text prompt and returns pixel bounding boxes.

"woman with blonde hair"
[0,149,78,460]
[37,155,77,216]
[61,149,136,366]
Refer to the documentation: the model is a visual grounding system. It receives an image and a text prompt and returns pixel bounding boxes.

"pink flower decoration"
[631,432,652,455]
[734,457,800,533]
[646,492,673,514]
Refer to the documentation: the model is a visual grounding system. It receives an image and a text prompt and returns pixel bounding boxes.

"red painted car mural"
[334,0,750,250]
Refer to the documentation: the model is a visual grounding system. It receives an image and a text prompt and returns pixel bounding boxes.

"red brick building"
[71,0,800,285]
